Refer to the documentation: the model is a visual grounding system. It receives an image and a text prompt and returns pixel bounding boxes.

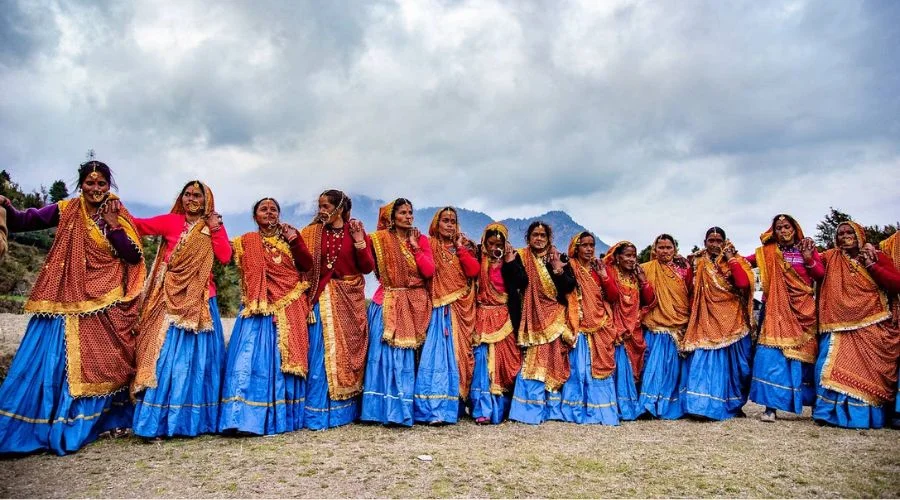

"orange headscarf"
[754,214,817,363]
[25,194,145,397]
[603,241,647,377]
[641,236,690,341]
[568,232,616,380]
[133,181,218,394]
[427,206,476,398]
[818,221,899,405]
[370,200,432,348]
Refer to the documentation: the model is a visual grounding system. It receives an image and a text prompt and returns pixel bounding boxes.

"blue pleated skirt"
[614,344,642,421]
[509,368,563,424]
[218,310,305,435]
[638,329,685,419]
[414,305,463,424]
[133,297,226,438]
[748,345,815,414]
[559,333,619,425]
[469,344,512,424]
[304,302,360,430]
[812,333,886,429]
[682,335,751,420]
[360,302,415,426]
[0,315,132,455]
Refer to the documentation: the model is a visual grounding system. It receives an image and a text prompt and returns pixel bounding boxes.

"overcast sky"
[2,0,898,253]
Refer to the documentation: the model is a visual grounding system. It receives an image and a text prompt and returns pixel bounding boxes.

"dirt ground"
[0,314,898,498]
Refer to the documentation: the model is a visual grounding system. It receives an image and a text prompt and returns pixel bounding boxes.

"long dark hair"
[705,226,726,240]
[252,197,281,218]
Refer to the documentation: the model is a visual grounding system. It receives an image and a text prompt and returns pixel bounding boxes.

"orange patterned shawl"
[133,182,217,394]
[819,221,898,405]
[567,235,616,380]
[641,259,690,341]
[755,216,817,363]
[428,208,476,398]
[234,232,310,377]
[371,226,432,349]
[518,246,572,390]
[26,194,145,397]
[473,223,521,394]
[300,222,370,400]
[603,242,647,377]
[682,250,754,351]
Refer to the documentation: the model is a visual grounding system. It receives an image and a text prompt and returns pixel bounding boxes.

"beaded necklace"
[324,224,344,269]
[259,226,285,264]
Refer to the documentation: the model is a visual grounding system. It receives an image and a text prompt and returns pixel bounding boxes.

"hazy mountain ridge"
[126,195,608,252]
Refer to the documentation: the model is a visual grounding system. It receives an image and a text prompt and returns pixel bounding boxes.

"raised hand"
[348,218,365,242]
[281,223,299,243]
[101,199,122,228]
[206,211,223,232]
[722,240,736,260]
[409,227,421,250]
[504,241,516,263]
[593,257,608,279]
[800,237,815,261]
[635,262,647,283]
[859,243,878,266]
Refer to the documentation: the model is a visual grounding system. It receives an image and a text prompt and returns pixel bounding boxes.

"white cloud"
[1,0,897,250]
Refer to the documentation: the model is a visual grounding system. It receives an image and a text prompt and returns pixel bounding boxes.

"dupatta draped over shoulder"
[640,259,690,342]
[473,223,521,394]
[26,194,145,397]
[518,246,573,391]
[300,222,369,400]
[819,221,899,405]
[683,250,754,351]
[133,182,217,394]
[755,215,817,363]
[234,232,310,377]
[370,201,432,349]
[603,241,648,377]
[427,208,476,398]
[568,236,616,380]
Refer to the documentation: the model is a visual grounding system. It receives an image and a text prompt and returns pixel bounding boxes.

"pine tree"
[815,207,852,249]
[49,180,69,203]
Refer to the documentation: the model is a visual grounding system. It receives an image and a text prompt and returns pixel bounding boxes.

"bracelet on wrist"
[354,241,367,250]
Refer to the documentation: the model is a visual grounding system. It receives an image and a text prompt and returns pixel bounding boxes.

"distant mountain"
[123,194,608,252]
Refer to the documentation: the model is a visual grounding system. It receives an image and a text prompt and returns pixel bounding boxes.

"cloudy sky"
[2,0,898,252]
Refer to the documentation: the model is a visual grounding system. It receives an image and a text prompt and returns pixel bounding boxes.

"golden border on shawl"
[820,309,891,333]
[681,329,750,352]
[371,231,389,281]
[520,248,558,299]
[24,286,130,316]
[64,316,126,397]
[487,343,503,395]
[275,305,306,377]
[820,332,883,406]
[480,319,513,344]
[241,281,310,318]
[433,284,470,308]
[318,281,362,400]
[521,347,548,383]
[518,308,567,347]
[585,334,614,380]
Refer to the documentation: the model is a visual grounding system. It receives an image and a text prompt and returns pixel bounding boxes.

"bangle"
[552,267,563,275]
[354,241,366,250]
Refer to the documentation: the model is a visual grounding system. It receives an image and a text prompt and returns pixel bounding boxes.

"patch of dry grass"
[1,408,898,498]
[0,313,898,498]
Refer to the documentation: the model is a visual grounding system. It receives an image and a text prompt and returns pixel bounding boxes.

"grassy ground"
[0,314,898,498]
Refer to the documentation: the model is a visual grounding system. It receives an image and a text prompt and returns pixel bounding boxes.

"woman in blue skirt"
[361,199,434,426]
[0,160,145,455]
[681,227,754,421]
[218,198,314,435]
[470,223,525,424]
[639,234,691,419]
[298,190,375,429]
[560,232,620,425]
[131,181,232,438]
[413,207,479,424]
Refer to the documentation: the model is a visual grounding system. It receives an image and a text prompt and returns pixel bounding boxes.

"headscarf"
[760,213,804,245]
[377,200,397,231]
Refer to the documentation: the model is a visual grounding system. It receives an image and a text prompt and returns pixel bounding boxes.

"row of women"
[0,161,897,456]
